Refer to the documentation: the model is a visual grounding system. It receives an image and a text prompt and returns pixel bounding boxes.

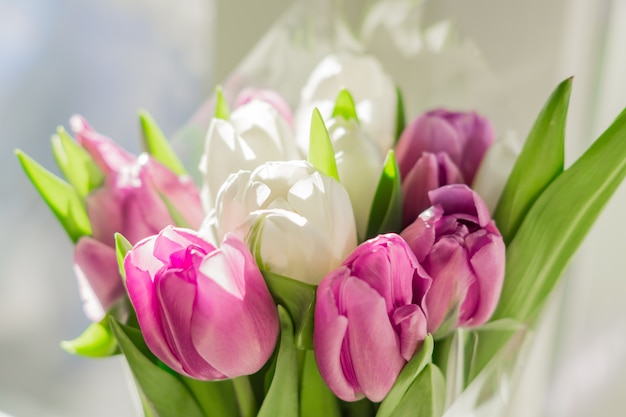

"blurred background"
[1,0,625,416]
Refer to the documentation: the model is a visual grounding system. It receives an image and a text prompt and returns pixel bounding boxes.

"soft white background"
[1,0,625,416]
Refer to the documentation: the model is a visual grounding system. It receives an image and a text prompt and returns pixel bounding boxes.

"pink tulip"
[314,234,429,402]
[70,116,204,320]
[234,88,294,127]
[124,226,279,380]
[401,185,505,335]
[396,109,495,226]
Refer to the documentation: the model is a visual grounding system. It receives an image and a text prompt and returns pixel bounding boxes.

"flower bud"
[71,116,203,320]
[296,53,397,155]
[401,184,505,335]
[213,160,357,285]
[124,226,279,380]
[396,110,495,224]
[199,100,299,210]
[314,234,429,402]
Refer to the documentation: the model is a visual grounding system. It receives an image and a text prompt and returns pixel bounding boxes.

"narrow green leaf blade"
[300,350,341,417]
[386,364,445,417]
[366,150,403,239]
[494,78,572,243]
[262,270,316,350]
[214,86,230,120]
[493,105,626,322]
[16,150,92,242]
[331,89,359,122]
[308,108,339,181]
[394,86,406,144]
[115,233,133,284]
[377,335,434,417]
[60,321,117,357]
[139,110,187,176]
[109,318,206,417]
[257,306,299,417]
[52,126,104,197]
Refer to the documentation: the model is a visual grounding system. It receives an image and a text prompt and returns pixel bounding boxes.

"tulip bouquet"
[15,45,626,417]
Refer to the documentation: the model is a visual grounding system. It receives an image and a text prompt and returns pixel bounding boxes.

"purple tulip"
[70,116,204,320]
[396,109,495,226]
[401,185,505,335]
[124,226,279,380]
[314,234,430,402]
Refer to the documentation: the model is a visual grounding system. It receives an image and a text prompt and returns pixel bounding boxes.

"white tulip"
[295,53,397,156]
[327,117,384,240]
[214,160,357,285]
[472,130,522,212]
[199,100,300,211]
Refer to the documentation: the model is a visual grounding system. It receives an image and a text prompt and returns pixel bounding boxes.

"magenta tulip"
[70,116,204,320]
[124,226,279,380]
[314,234,430,402]
[401,184,505,335]
[396,109,495,226]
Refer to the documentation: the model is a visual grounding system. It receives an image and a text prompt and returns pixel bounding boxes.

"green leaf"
[139,110,187,176]
[331,89,359,122]
[61,320,117,357]
[262,270,316,350]
[115,233,133,284]
[308,108,339,181]
[214,86,230,120]
[463,319,527,385]
[394,87,406,144]
[60,297,134,358]
[16,150,92,243]
[158,192,192,228]
[257,306,299,417]
[377,335,434,417]
[493,105,626,322]
[366,150,403,239]
[300,350,341,417]
[387,364,445,417]
[51,126,104,198]
[494,78,572,243]
[109,318,207,417]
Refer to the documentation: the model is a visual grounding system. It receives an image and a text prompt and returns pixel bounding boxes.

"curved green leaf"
[377,335,434,417]
[16,149,92,242]
[115,233,133,284]
[386,364,445,417]
[494,78,572,243]
[139,110,187,176]
[308,108,339,181]
[52,126,104,197]
[61,321,117,357]
[300,350,341,417]
[331,89,359,122]
[257,306,299,417]
[394,86,406,144]
[214,86,230,121]
[493,105,626,322]
[366,150,403,239]
[262,270,316,350]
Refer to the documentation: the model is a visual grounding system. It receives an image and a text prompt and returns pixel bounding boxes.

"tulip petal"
[342,276,405,402]
[74,237,125,321]
[392,304,427,361]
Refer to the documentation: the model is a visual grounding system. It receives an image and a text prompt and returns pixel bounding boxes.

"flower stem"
[233,376,258,417]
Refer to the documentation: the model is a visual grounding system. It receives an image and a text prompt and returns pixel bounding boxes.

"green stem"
[233,376,258,417]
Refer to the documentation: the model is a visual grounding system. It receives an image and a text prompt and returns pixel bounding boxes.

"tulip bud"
[295,53,397,156]
[396,110,495,225]
[213,160,357,285]
[234,88,294,127]
[401,184,505,335]
[314,234,429,402]
[124,226,279,380]
[199,100,300,211]
[326,117,384,239]
[71,116,204,320]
